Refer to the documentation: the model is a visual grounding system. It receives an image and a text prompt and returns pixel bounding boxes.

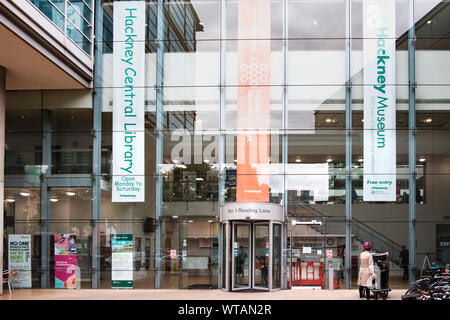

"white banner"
[112,1,146,202]
[8,234,32,288]
[363,0,397,202]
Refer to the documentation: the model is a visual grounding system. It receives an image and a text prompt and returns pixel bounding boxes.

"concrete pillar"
[0,66,6,295]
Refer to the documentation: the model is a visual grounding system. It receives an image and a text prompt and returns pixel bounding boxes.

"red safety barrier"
[289,261,325,288]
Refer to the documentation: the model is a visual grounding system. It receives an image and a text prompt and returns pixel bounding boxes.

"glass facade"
[30,0,94,55]
[3,0,450,291]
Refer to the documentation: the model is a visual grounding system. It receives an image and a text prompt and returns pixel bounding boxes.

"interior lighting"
[66,191,76,196]
[358,158,363,162]
[172,216,179,219]
[208,220,214,223]
[50,198,59,202]
[196,178,204,181]
[427,20,433,24]
[425,118,432,123]
[188,220,194,223]
[325,118,332,123]
[204,159,210,163]
[20,192,30,197]
[6,199,15,203]
[419,158,426,162]
[295,158,302,163]
[173,159,179,164]
[326,158,333,163]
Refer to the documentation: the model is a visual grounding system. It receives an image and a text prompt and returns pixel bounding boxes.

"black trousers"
[402,266,409,280]
[359,286,371,299]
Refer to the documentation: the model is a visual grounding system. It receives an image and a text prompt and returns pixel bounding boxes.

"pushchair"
[368,252,391,300]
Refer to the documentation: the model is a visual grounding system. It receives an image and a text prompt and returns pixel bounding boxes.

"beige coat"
[357,251,374,286]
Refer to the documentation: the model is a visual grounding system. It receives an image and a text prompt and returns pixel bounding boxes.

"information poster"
[112,234,134,288]
[236,0,271,202]
[54,234,77,288]
[112,0,146,202]
[8,234,32,288]
[363,0,397,201]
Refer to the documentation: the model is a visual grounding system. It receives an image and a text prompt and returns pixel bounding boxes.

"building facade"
[1,0,450,293]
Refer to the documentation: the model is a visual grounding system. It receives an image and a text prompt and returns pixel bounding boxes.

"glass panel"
[288,0,346,39]
[164,0,220,40]
[272,223,281,288]
[225,0,283,40]
[254,224,269,288]
[67,2,92,39]
[221,223,227,289]
[30,0,65,31]
[68,0,93,24]
[67,20,92,54]
[180,218,217,289]
[51,132,92,174]
[49,187,92,288]
[288,40,345,86]
[233,223,250,288]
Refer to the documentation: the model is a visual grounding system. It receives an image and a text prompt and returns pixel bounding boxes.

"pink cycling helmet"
[363,242,372,250]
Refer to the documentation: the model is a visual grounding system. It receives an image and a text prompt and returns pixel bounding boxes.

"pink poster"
[54,233,77,288]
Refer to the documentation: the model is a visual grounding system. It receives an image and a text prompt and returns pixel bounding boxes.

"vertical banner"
[112,1,146,202]
[8,234,32,288]
[363,0,397,201]
[54,234,77,288]
[112,234,134,288]
[236,0,271,202]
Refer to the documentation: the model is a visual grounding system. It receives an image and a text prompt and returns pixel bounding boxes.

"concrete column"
[0,66,6,295]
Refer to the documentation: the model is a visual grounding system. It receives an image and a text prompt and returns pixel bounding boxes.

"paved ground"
[0,288,405,300]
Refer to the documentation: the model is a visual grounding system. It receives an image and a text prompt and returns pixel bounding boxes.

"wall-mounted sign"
[363,0,397,201]
[54,234,77,288]
[220,202,284,222]
[326,249,333,259]
[112,234,133,288]
[112,1,146,202]
[8,234,31,288]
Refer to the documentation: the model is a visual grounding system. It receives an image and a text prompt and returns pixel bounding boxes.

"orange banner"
[236,0,271,202]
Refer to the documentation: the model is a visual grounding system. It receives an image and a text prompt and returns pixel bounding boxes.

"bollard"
[328,261,334,290]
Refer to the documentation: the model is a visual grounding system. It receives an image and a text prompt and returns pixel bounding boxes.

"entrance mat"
[187,284,214,289]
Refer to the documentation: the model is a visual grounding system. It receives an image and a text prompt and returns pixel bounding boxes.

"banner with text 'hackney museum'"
[112,1,145,202]
[363,0,397,202]
[236,0,271,203]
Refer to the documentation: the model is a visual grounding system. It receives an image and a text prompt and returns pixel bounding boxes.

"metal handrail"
[287,194,404,264]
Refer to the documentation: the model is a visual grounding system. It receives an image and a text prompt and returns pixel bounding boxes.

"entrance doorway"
[222,220,282,291]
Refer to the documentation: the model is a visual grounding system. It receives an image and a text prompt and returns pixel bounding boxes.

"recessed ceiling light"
[173,159,179,164]
[425,118,432,123]
[50,198,59,202]
[66,191,76,196]
[295,158,302,163]
[20,192,30,197]
[6,199,15,203]
[208,220,214,223]
[427,20,432,24]
[196,178,204,181]
[361,119,364,122]
[188,220,194,223]
[325,118,332,123]
[204,159,210,163]
[419,158,426,162]
[326,158,333,163]
[234,159,238,163]
[172,215,179,219]
[358,158,363,162]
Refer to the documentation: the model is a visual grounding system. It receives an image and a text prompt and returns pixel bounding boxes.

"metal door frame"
[271,221,283,291]
[231,221,251,291]
[252,222,270,291]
